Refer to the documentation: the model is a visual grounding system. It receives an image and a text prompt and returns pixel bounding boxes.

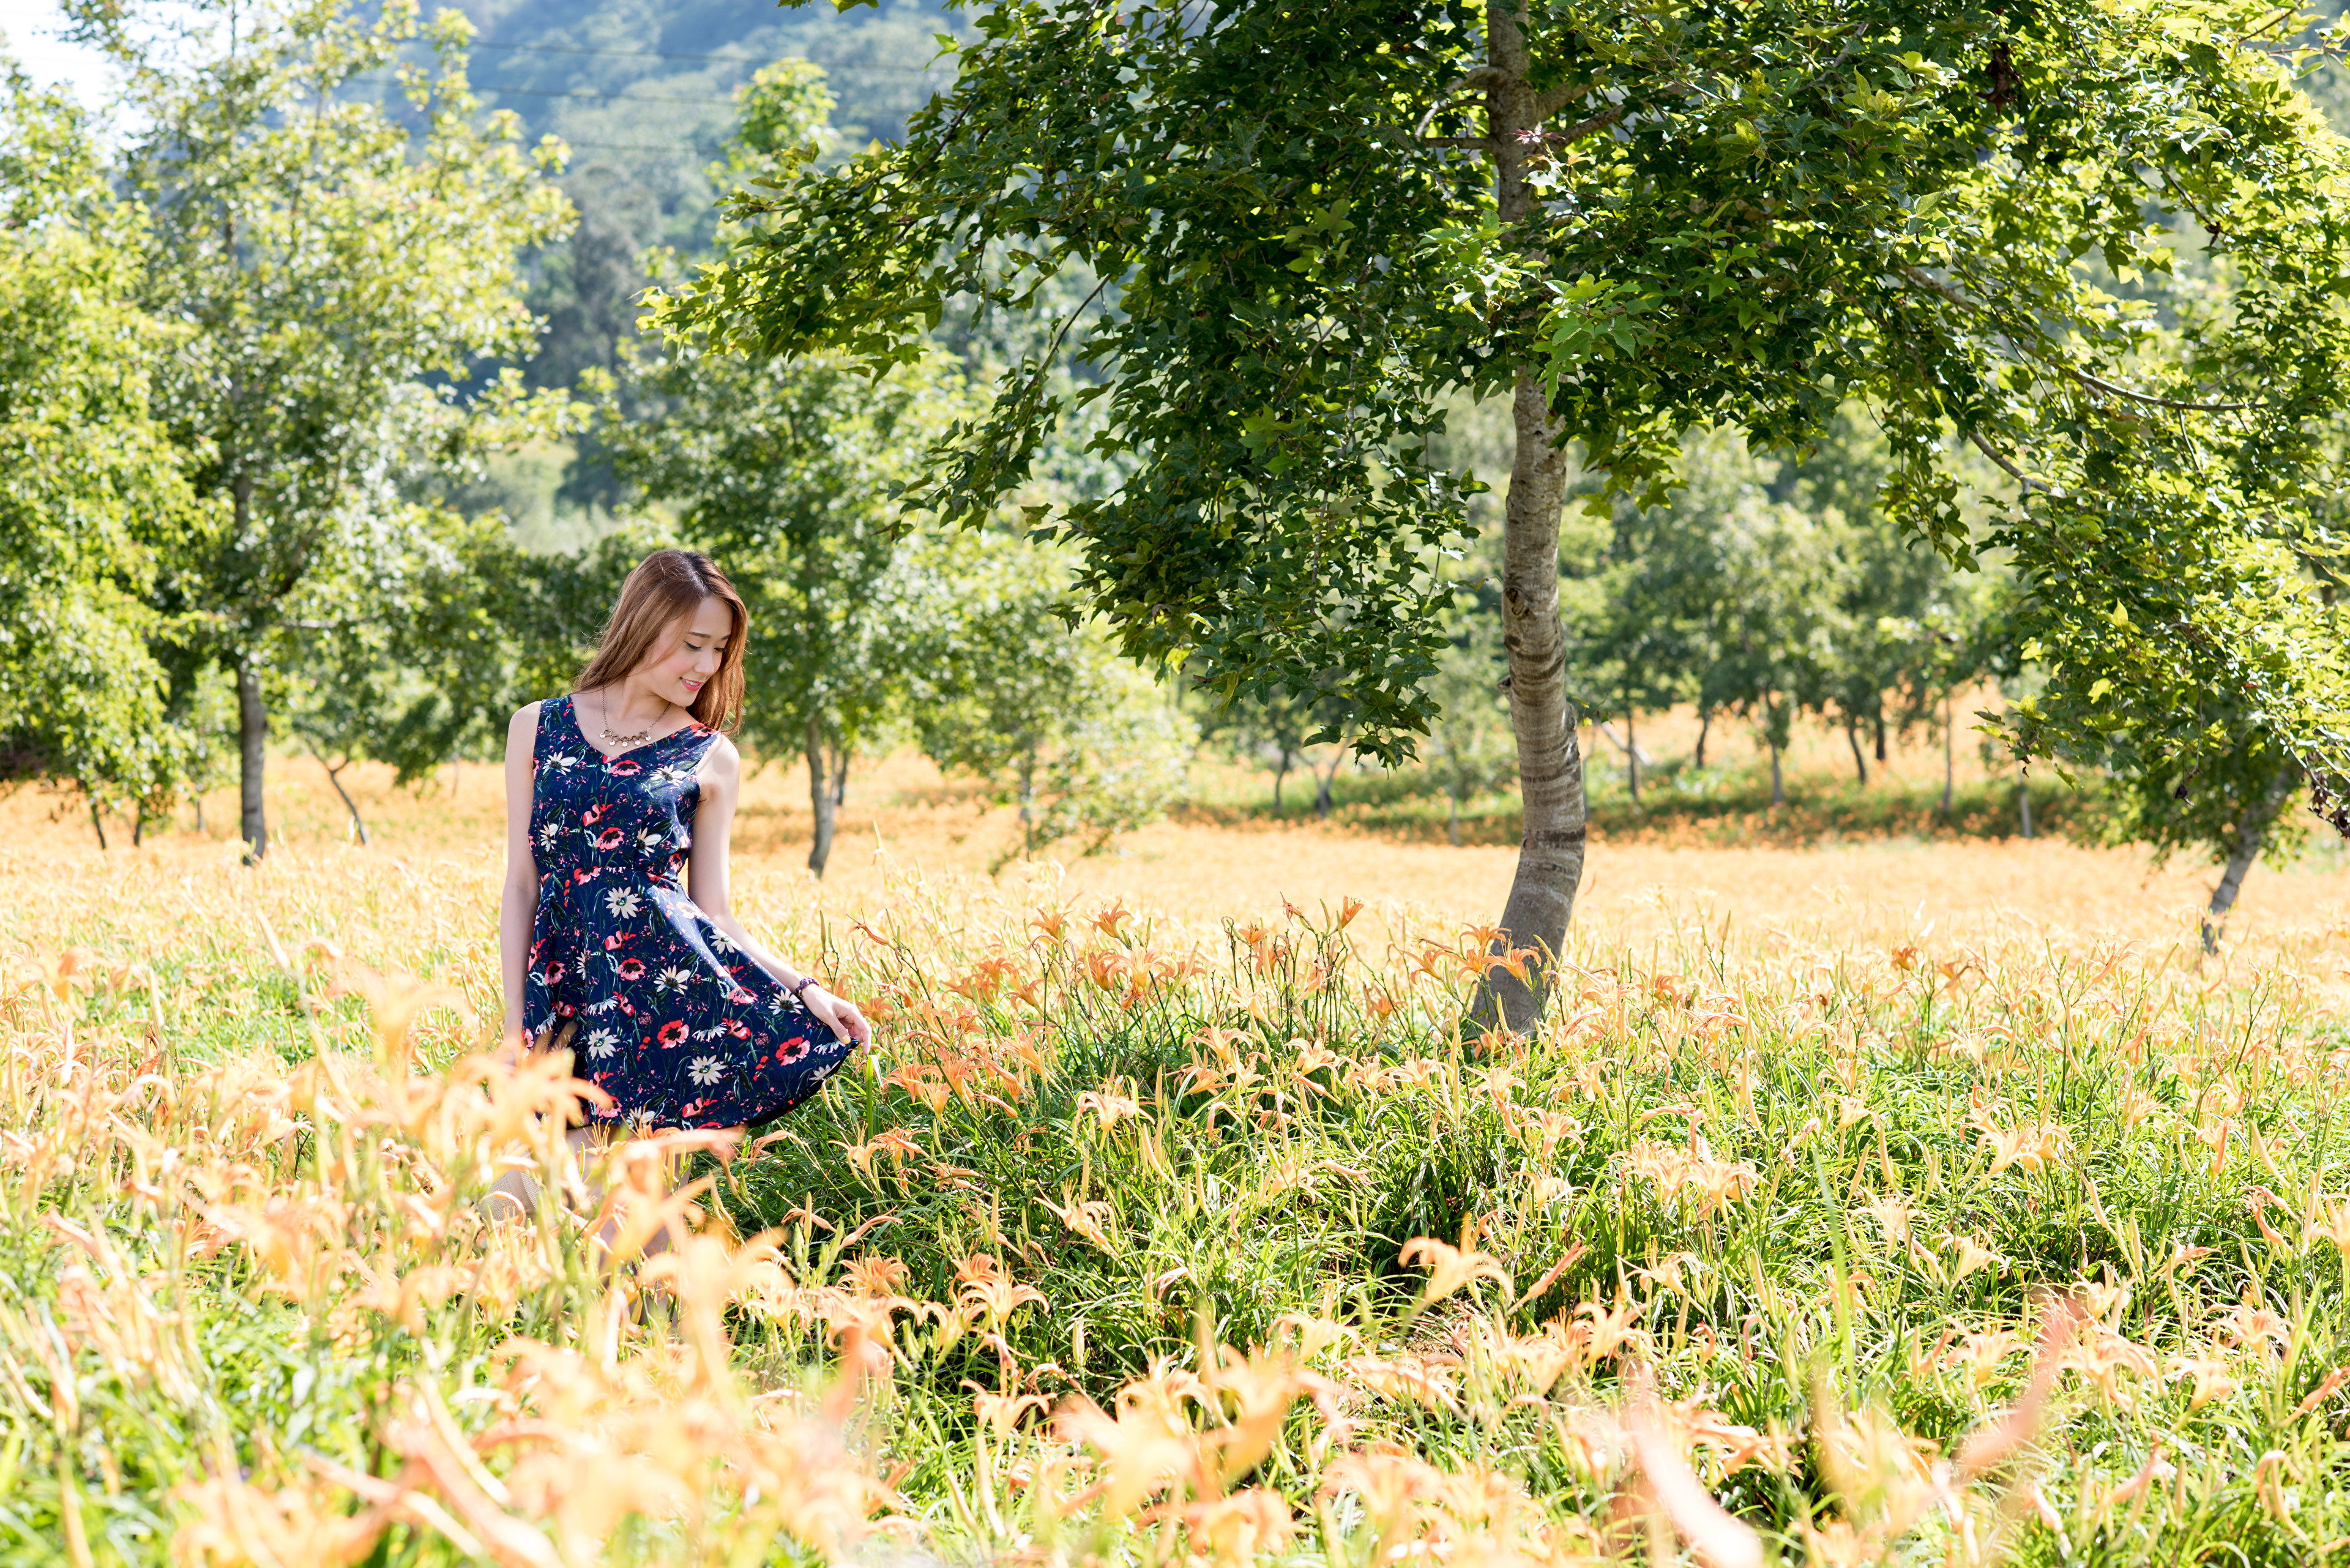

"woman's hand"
[802,984,873,1048]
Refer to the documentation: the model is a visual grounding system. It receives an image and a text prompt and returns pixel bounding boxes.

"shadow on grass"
[1176,766,2102,849]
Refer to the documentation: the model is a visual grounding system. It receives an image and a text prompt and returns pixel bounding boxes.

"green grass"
[2,859,2347,1565]
[1181,752,2094,848]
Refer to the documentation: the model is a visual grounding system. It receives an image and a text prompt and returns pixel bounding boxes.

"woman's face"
[640,597,733,708]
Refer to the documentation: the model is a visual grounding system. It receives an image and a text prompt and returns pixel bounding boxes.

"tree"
[655,0,2350,1026]
[602,345,972,877]
[914,542,1195,867]
[1198,684,1352,816]
[2027,670,2306,953]
[1770,409,1987,789]
[275,507,542,842]
[70,0,573,859]
[1562,429,1843,808]
[0,72,206,829]
[1878,601,1983,816]
[600,62,982,878]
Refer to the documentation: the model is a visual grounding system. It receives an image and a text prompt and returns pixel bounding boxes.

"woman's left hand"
[802,985,873,1048]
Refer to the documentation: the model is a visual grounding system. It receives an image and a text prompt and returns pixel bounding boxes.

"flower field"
[5,789,2350,1566]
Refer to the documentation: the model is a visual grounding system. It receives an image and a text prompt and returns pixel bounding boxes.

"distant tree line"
[0,11,1184,875]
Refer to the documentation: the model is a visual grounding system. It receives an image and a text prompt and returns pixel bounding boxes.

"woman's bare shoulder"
[505,701,546,752]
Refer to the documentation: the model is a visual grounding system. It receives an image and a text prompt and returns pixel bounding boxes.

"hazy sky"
[2,0,116,104]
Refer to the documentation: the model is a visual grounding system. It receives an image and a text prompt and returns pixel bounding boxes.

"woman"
[499,548,871,1140]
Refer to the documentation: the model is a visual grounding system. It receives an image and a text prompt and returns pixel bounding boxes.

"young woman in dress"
[498,548,871,1151]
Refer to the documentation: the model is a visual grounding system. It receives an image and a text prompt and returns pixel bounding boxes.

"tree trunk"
[1018,745,1037,857]
[1873,704,1887,763]
[88,798,108,851]
[806,715,840,878]
[1694,706,1710,769]
[2201,774,2292,954]
[1625,703,1640,807]
[1447,778,1462,848]
[1313,753,1340,819]
[327,764,368,845]
[304,737,369,845]
[1845,715,1868,785]
[132,804,144,847]
[236,660,267,862]
[2018,780,2034,840]
[1766,698,1785,808]
[194,796,204,834]
[1272,750,1291,815]
[1475,9,1589,1032]
[1940,689,1955,816]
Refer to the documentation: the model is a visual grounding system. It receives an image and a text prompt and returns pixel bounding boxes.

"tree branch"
[1545,104,1628,143]
[2066,367,2252,413]
[1966,428,2032,487]
[1531,81,1591,122]
[1414,91,1487,141]
[1897,265,2256,413]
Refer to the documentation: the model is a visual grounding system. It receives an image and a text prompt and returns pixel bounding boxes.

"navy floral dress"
[523,695,857,1130]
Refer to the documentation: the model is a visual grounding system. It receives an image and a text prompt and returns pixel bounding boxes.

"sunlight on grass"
[3,843,2349,1564]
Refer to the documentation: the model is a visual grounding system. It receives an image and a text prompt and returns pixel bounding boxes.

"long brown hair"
[573,549,748,733]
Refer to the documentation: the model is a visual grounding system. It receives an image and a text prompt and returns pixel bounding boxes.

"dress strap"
[534,695,573,766]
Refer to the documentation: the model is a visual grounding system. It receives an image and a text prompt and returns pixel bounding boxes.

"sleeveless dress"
[521,695,857,1130]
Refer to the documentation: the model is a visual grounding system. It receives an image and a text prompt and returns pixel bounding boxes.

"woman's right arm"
[498,703,544,1059]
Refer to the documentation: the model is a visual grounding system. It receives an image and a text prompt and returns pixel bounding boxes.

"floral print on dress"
[522,695,857,1129]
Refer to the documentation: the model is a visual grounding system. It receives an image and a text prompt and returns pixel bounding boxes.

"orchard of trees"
[7,0,2349,1009]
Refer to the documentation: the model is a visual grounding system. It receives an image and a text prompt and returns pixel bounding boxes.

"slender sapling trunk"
[805,714,840,878]
[2201,774,2292,954]
[1018,744,1037,857]
[1625,703,1640,807]
[2018,780,2033,839]
[302,737,369,845]
[1766,697,1785,808]
[236,660,267,862]
[1940,689,1954,816]
[1845,715,1868,786]
[89,798,108,851]
[1694,705,1710,769]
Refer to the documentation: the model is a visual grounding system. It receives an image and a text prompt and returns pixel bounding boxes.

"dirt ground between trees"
[17,721,2350,972]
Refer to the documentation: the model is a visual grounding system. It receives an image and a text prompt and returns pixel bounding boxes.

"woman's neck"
[596,679,676,735]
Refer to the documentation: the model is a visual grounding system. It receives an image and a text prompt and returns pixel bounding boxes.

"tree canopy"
[0,75,201,818]
[655,0,2350,1021]
[67,0,574,857]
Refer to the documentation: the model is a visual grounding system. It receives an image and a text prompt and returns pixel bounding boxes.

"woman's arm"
[498,703,544,1058]
[687,736,872,1048]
